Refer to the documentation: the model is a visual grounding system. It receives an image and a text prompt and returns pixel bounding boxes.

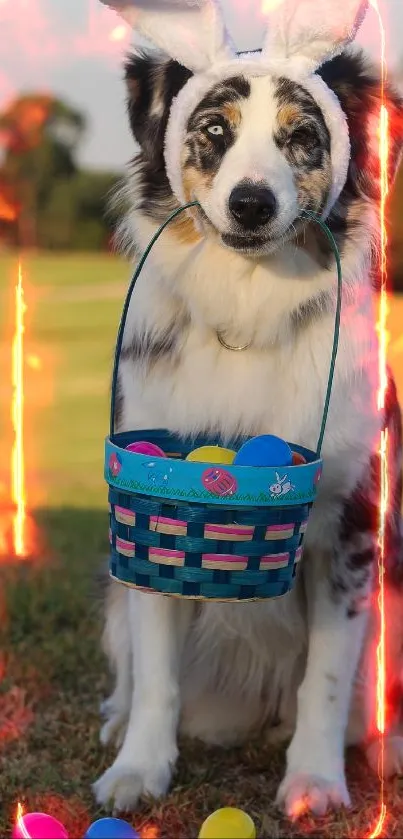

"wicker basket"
[105,204,342,601]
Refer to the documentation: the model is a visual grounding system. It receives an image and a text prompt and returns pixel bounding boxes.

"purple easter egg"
[109,451,122,477]
[202,467,237,497]
[126,441,166,458]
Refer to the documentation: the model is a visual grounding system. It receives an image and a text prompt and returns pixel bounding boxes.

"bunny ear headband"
[101,0,369,220]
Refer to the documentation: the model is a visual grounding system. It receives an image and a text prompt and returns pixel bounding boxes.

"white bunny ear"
[100,0,234,73]
[262,0,368,73]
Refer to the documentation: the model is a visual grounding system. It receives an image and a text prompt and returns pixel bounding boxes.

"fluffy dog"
[94,3,403,818]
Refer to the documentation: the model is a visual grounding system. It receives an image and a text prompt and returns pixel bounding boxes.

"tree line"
[1,92,403,290]
[0,93,121,252]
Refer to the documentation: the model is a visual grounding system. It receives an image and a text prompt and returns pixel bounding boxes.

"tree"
[0,94,85,248]
[38,170,121,251]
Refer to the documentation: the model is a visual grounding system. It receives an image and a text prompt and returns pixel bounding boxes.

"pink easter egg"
[314,466,323,485]
[13,812,68,839]
[126,441,166,458]
[202,467,237,498]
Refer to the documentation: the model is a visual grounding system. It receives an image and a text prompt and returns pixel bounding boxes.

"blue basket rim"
[105,430,323,508]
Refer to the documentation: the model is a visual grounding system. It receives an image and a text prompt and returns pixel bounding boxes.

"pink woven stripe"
[202,553,248,571]
[265,522,295,536]
[149,515,187,535]
[260,552,289,569]
[116,536,135,557]
[115,506,136,524]
[204,524,254,540]
[150,547,185,559]
[150,515,186,528]
[202,553,248,564]
[149,547,185,566]
[268,523,295,531]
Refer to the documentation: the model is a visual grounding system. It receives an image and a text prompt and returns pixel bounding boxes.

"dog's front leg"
[94,590,193,812]
[277,547,372,818]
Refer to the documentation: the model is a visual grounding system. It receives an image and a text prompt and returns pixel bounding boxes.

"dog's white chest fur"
[119,232,380,525]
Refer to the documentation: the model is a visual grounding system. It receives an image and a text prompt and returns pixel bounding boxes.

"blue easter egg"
[234,435,292,467]
[84,818,139,839]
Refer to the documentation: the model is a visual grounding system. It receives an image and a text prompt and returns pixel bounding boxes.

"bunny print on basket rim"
[269,473,295,498]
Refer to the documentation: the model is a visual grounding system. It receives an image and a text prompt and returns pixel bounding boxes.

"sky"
[0,0,402,172]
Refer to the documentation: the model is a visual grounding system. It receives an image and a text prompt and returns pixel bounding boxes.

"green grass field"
[1,253,403,838]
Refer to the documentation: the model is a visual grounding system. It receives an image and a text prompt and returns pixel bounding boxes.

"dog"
[94,36,403,818]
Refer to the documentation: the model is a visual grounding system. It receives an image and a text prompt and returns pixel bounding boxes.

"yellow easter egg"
[198,808,256,839]
[186,446,236,464]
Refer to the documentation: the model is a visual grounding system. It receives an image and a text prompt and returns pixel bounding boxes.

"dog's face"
[182,74,332,254]
[123,50,403,261]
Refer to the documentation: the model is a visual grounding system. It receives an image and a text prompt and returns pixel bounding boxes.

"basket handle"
[110,203,342,458]
[301,209,342,456]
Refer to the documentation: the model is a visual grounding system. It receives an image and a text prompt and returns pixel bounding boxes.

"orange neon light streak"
[15,804,31,839]
[368,0,389,836]
[11,263,27,558]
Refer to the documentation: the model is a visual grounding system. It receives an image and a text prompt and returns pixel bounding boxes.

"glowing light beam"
[368,0,389,836]
[11,263,27,558]
[15,804,31,839]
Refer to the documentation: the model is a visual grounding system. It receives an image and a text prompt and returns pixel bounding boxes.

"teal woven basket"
[105,204,342,601]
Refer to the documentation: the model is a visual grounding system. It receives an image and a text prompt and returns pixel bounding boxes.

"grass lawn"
[1,252,403,837]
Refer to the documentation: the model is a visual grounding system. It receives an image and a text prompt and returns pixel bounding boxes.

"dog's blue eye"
[207,125,224,136]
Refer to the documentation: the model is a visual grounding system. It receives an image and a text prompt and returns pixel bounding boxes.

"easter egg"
[198,808,256,839]
[314,466,323,485]
[126,441,166,458]
[292,451,307,466]
[234,435,292,467]
[186,446,236,464]
[109,451,122,477]
[13,813,68,839]
[84,818,139,839]
[202,467,237,497]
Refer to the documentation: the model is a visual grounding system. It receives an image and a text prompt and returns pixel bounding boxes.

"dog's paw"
[276,771,351,819]
[93,747,177,811]
[100,699,128,748]
[93,764,146,812]
[100,714,127,748]
[366,735,403,778]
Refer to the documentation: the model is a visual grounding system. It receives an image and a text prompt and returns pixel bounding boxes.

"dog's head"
[105,0,403,260]
[180,70,333,254]
[124,49,403,256]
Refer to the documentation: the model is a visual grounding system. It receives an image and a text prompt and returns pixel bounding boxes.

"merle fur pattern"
[121,51,403,598]
[96,45,403,818]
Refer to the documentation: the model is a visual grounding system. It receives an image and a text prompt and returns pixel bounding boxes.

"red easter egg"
[292,451,306,466]
[202,467,237,497]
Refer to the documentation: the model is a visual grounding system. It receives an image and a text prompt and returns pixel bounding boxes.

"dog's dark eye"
[289,126,318,149]
[207,124,224,137]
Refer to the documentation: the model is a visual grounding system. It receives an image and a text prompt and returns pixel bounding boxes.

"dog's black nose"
[229,184,277,230]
